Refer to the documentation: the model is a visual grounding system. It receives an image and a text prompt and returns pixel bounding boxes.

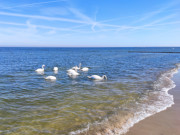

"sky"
[0,0,180,47]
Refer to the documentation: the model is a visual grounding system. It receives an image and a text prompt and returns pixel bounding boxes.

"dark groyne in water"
[128,51,180,53]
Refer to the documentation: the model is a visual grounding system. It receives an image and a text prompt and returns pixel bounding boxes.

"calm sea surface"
[0,47,180,135]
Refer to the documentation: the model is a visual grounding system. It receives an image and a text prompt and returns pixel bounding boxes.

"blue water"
[0,47,180,135]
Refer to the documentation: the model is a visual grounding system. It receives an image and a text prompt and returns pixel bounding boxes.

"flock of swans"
[35,63,107,81]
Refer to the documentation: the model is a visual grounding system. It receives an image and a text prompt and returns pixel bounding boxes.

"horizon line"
[0,46,179,48]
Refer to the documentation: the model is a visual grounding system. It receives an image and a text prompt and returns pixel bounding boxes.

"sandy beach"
[125,70,180,135]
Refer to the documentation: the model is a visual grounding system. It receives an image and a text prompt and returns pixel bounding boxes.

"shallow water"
[0,47,180,135]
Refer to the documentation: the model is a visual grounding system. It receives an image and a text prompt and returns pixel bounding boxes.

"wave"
[70,63,180,135]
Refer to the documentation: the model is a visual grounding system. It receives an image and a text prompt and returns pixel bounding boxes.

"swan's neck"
[79,63,81,69]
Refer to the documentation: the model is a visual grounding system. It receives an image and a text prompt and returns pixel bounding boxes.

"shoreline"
[125,69,180,135]
[71,65,180,135]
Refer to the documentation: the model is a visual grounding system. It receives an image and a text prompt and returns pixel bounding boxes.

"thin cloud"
[69,8,93,22]
[0,20,88,33]
[91,8,99,31]
[1,0,66,9]
[0,21,26,26]
[98,14,177,32]
[141,14,177,27]
[134,1,180,23]
[0,12,173,33]
[40,7,69,16]
[157,21,180,26]
[68,8,98,31]
[135,9,163,23]
[0,6,178,34]
[0,11,89,24]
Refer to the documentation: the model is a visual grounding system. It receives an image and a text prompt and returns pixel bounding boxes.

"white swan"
[53,67,58,71]
[72,66,79,71]
[67,69,77,73]
[72,63,81,70]
[87,75,107,80]
[35,65,45,72]
[81,67,89,72]
[78,63,89,71]
[67,69,79,76]
[45,76,56,81]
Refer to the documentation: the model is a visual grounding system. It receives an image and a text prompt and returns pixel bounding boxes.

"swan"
[72,63,81,70]
[67,69,79,76]
[53,67,58,71]
[35,65,45,72]
[67,69,77,73]
[81,67,89,72]
[45,76,56,81]
[67,70,79,76]
[78,63,89,71]
[72,66,79,70]
[87,75,107,80]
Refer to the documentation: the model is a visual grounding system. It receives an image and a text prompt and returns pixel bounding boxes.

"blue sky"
[0,0,180,47]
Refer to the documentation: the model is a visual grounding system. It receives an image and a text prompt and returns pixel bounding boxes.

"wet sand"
[125,71,180,135]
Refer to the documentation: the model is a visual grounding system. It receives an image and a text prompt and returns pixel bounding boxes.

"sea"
[0,47,180,135]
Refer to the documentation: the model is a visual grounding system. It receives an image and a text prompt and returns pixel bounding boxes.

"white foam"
[114,64,180,135]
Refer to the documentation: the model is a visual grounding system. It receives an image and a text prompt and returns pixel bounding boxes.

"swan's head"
[42,65,45,68]
[102,75,107,80]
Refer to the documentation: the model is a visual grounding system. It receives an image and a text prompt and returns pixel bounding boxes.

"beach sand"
[125,70,180,135]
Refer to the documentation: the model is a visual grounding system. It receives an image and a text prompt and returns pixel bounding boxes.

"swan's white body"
[45,76,56,80]
[54,70,58,74]
[35,65,45,72]
[81,67,89,71]
[67,69,79,76]
[53,67,58,71]
[87,75,107,80]
[67,69,77,72]
[78,63,89,72]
